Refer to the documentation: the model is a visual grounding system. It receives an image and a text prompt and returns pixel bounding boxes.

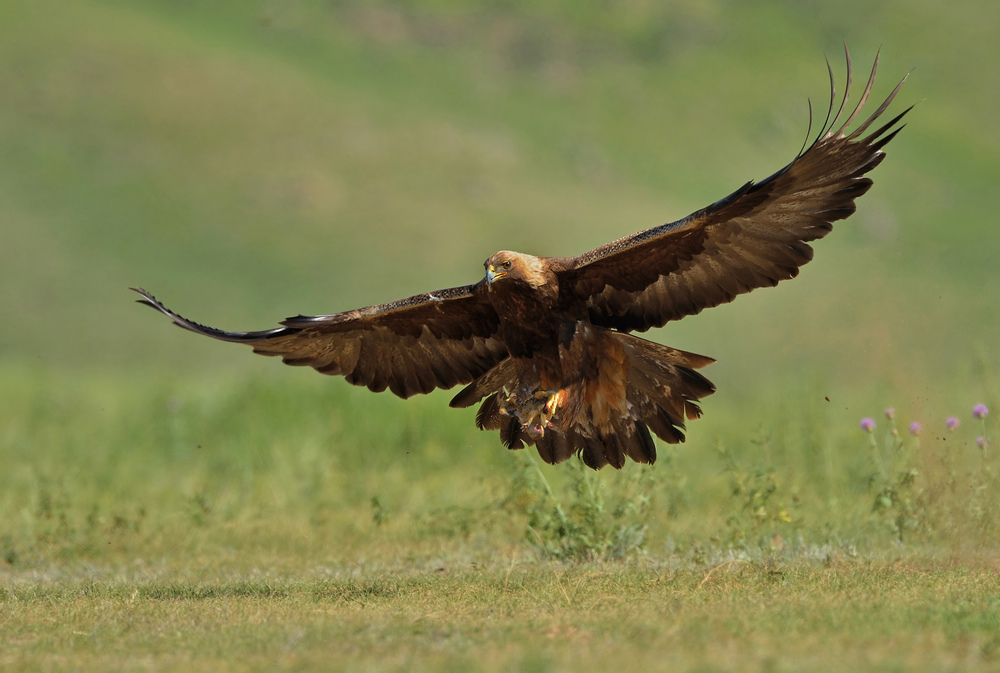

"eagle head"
[484,251,550,289]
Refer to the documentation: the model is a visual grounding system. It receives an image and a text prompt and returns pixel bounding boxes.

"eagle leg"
[498,387,569,439]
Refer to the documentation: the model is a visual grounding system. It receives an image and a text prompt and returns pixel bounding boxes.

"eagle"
[134,51,909,470]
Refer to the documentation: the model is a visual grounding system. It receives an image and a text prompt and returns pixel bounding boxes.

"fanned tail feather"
[452,332,715,469]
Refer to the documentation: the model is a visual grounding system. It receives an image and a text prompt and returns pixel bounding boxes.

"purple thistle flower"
[860,418,876,433]
[977,436,987,449]
[884,408,895,420]
[973,404,989,420]
[946,417,960,431]
[908,422,922,436]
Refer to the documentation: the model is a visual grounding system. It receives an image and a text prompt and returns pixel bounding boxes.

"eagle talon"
[500,387,568,438]
[543,389,566,416]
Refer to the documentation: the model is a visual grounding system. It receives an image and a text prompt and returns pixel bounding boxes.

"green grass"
[5,564,1000,672]
[3,0,1000,670]
[3,369,999,670]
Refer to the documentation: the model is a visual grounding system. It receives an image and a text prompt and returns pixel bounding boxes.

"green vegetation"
[2,1,999,670]
[6,564,1000,672]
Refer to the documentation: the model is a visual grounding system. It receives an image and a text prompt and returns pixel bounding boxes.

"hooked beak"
[486,265,506,285]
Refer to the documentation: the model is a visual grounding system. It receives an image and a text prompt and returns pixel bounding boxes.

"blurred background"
[3,0,997,384]
[2,0,998,564]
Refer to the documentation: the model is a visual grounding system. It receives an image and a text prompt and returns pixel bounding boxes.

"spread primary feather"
[133,49,909,469]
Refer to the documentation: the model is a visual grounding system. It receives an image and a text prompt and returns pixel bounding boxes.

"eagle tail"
[618,334,716,452]
[562,335,715,470]
[454,333,715,470]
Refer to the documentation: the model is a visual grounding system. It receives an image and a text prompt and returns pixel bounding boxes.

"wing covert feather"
[131,284,507,399]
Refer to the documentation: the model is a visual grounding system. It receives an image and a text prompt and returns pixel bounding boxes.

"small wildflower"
[973,404,989,420]
[908,422,921,436]
[946,416,959,431]
[884,408,895,420]
[860,417,876,433]
[977,436,987,449]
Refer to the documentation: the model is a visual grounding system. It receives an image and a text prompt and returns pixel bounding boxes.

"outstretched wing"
[559,49,911,333]
[132,284,508,399]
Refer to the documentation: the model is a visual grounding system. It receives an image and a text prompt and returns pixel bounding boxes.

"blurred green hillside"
[1,0,997,408]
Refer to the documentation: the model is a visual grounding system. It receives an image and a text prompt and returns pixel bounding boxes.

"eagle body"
[485,252,566,362]
[472,250,712,468]
[134,51,910,469]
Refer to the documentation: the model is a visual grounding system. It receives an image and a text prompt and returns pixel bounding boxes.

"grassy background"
[2,0,1000,670]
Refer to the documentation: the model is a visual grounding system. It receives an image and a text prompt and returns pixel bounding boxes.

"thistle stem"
[869,432,889,481]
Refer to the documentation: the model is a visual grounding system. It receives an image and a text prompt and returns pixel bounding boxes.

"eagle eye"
[502,260,512,269]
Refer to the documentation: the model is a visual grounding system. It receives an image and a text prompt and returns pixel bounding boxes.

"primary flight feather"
[134,50,909,470]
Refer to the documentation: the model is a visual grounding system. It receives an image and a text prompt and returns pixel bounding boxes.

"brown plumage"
[133,50,909,470]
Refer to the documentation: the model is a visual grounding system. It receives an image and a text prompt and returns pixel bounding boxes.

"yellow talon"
[499,387,568,433]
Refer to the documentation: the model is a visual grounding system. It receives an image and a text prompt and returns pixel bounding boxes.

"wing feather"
[131,284,507,399]
[558,48,909,333]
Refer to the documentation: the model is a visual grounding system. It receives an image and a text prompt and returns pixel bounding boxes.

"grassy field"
[3,0,1000,670]
[6,563,1000,671]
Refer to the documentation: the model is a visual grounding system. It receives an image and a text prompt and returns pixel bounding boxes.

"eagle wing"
[131,284,508,399]
[559,50,910,333]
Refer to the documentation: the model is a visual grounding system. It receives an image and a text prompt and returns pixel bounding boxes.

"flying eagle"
[134,51,909,470]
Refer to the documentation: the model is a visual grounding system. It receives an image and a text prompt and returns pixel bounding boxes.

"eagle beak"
[486,265,506,285]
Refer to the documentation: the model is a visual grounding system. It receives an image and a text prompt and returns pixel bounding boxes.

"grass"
[5,563,1000,672]
[3,368,999,673]
[4,367,995,563]
[3,0,1000,670]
